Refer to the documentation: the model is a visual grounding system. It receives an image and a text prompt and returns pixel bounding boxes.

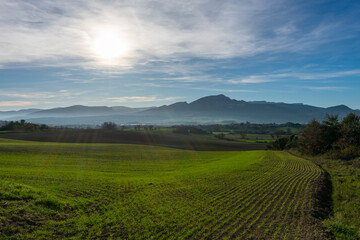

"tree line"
[0,120,49,131]
[268,113,360,160]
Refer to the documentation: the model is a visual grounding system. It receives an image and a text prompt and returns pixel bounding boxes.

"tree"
[0,120,48,132]
[215,133,225,139]
[299,119,325,155]
[286,128,292,135]
[101,122,117,130]
[267,135,298,150]
[321,114,340,151]
[240,131,247,139]
[337,113,360,150]
[297,113,360,159]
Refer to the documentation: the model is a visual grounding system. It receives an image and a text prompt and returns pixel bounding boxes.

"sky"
[0,0,360,110]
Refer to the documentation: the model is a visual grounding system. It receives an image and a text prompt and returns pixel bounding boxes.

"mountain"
[29,105,117,117]
[0,109,42,120]
[1,95,359,125]
[138,94,360,124]
[28,105,154,118]
[111,106,155,114]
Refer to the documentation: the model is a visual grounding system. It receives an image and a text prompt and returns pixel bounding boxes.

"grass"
[315,158,360,239]
[214,133,277,143]
[0,138,329,239]
[235,138,275,143]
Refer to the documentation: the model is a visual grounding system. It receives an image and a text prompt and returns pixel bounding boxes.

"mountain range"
[0,95,358,125]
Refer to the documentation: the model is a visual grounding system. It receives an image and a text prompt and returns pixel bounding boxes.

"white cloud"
[227,69,360,84]
[109,96,184,103]
[0,89,88,100]
[0,101,35,107]
[0,0,353,69]
[303,86,347,91]
[228,75,277,84]
[293,70,360,80]
[192,87,258,93]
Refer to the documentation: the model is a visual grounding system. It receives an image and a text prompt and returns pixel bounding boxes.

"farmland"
[0,129,266,151]
[0,138,331,239]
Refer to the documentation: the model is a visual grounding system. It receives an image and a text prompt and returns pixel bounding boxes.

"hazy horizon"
[1,1,360,110]
[1,94,359,112]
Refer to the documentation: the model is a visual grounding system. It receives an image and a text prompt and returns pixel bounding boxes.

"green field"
[216,133,278,143]
[235,138,275,143]
[0,138,330,239]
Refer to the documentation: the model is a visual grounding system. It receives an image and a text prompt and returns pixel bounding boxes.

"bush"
[0,120,49,132]
[267,135,298,150]
[101,122,117,130]
[173,126,208,135]
[298,113,360,160]
[340,146,360,160]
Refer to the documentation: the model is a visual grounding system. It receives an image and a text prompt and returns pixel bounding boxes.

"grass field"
[217,133,278,144]
[0,138,331,239]
[235,138,275,143]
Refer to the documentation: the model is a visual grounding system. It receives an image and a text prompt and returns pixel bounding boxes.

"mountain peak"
[327,104,352,111]
[190,94,232,104]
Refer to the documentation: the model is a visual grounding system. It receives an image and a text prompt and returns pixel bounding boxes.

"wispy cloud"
[0,89,88,100]
[192,87,258,93]
[0,0,356,69]
[0,101,35,107]
[227,69,360,84]
[228,76,276,84]
[292,70,360,80]
[108,96,185,103]
[303,86,348,91]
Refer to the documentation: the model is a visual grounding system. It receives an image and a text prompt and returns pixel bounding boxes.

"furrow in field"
[157,173,285,240]
[214,168,303,239]
[261,167,317,239]
[190,169,296,239]
[273,167,321,239]
[260,157,322,239]
[155,154,287,239]
[238,170,308,239]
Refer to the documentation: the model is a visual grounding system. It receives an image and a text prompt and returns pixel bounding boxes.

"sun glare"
[91,30,129,62]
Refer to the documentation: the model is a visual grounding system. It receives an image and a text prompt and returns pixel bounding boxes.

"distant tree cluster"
[100,122,117,130]
[300,113,360,159]
[199,122,304,135]
[172,126,208,135]
[0,120,49,131]
[267,135,298,151]
[133,125,155,131]
[268,113,360,160]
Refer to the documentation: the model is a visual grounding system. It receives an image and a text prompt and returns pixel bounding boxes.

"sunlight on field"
[0,139,327,239]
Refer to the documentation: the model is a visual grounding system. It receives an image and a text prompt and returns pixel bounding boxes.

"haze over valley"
[1,95,359,126]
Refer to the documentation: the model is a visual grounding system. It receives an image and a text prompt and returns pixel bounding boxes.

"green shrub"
[340,146,360,160]
[329,223,360,240]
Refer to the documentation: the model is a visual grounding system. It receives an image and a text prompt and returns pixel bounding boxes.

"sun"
[91,29,129,61]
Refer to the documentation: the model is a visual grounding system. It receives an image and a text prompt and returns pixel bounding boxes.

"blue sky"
[0,0,360,110]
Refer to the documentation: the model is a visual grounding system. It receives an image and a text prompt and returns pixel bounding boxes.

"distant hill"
[27,105,154,118]
[29,105,117,117]
[138,94,360,123]
[0,109,42,120]
[1,95,359,125]
[111,106,155,114]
